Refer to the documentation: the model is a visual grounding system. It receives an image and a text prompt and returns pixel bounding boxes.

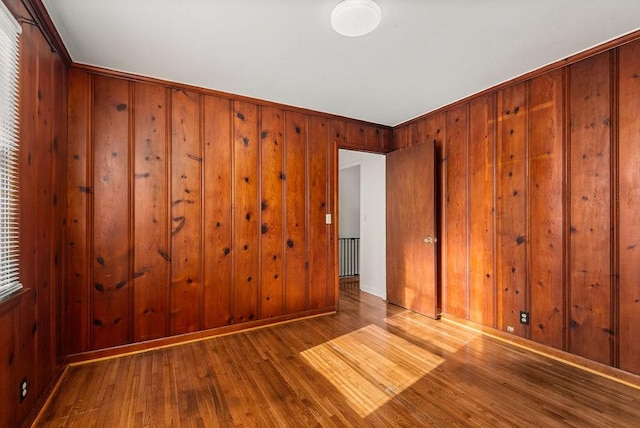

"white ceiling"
[42,0,640,127]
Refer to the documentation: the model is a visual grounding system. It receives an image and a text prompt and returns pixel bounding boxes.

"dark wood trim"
[395,28,640,129]
[19,0,72,65]
[65,307,335,364]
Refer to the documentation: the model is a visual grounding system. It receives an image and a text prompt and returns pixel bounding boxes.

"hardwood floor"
[36,286,640,427]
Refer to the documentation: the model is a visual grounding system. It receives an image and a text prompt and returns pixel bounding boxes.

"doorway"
[338,149,386,299]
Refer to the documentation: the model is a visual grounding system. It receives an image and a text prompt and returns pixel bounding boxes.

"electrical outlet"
[506,325,515,333]
[520,311,530,325]
[19,377,28,403]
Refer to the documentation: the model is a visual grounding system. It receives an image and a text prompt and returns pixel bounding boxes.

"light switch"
[325,214,332,224]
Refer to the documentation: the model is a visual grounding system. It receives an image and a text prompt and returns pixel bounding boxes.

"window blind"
[0,2,21,300]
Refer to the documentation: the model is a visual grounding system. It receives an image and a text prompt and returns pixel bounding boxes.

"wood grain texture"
[0,304,17,428]
[203,95,233,329]
[496,83,528,336]
[328,137,338,311]
[307,116,330,310]
[170,89,203,334]
[37,289,640,427]
[425,112,446,317]
[52,51,68,370]
[364,125,381,151]
[569,52,612,365]
[66,70,341,356]
[386,142,438,318]
[389,41,640,375]
[3,5,69,425]
[345,122,365,149]
[381,128,393,152]
[259,106,285,318]
[444,104,469,319]
[35,33,54,394]
[528,70,565,349]
[393,125,409,150]
[284,112,308,314]
[618,39,640,374]
[133,82,169,341]
[17,24,40,421]
[92,76,131,349]
[468,95,497,327]
[233,101,260,323]
[330,120,347,149]
[66,68,92,354]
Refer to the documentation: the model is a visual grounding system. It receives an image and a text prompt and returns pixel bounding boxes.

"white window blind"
[0,2,21,301]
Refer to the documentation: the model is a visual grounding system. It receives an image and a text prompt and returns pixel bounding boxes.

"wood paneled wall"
[392,39,640,374]
[0,1,68,427]
[65,68,390,354]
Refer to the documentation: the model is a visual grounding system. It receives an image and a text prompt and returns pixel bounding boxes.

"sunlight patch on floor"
[384,311,481,354]
[300,323,456,417]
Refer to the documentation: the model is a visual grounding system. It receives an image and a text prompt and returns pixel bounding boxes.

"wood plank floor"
[36,286,640,427]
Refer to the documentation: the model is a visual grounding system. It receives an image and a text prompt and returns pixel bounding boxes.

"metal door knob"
[424,236,438,244]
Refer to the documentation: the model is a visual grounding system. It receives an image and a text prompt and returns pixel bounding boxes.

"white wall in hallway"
[339,150,386,299]
[338,165,360,238]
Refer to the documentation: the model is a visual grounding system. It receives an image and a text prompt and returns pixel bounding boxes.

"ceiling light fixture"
[331,0,381,37]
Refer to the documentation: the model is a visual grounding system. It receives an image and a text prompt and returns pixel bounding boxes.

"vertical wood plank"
[409,119,427,147]
[17,23,39,414]
[284,111,308,314]
[425,113,446,314]
[328,138,338,308]
[259,106,285,318]
[52,54,68,367]
[170,89,203,334]
[529,70,565,349]
[381,128,393,153]
[66,68,91,354]
[364,126,381,151]
[92,75,131,349]
[617,41,640,372]
[308,116,330,310]
[0,311,16,428]
[36,38,54,391]
[203,96,233,328]
[444,104,469,319]
[497,83,528,336]
[346,122,365,149]
[330,120,347,149]
[233,101,260,323]
[393,126,409,150]
[568,53,612,364]
[133,82,169,341]
[468,95,497,327]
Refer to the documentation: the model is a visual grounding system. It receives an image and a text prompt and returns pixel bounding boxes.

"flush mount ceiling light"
[331,0,381,37]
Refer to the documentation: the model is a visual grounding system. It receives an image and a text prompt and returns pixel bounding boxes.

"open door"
[386,141,438,318]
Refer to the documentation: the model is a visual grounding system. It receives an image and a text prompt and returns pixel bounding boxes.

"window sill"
[0,287,30,318]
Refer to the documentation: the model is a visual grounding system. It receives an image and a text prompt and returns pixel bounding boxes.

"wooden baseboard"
[440,313,640,390]
[66,307,335,365]
[23,364,69,428]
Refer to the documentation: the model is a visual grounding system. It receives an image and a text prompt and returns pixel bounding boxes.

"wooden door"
[386,142,438,318]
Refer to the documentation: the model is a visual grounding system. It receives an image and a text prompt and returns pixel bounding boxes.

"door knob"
[424,236,438,244]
